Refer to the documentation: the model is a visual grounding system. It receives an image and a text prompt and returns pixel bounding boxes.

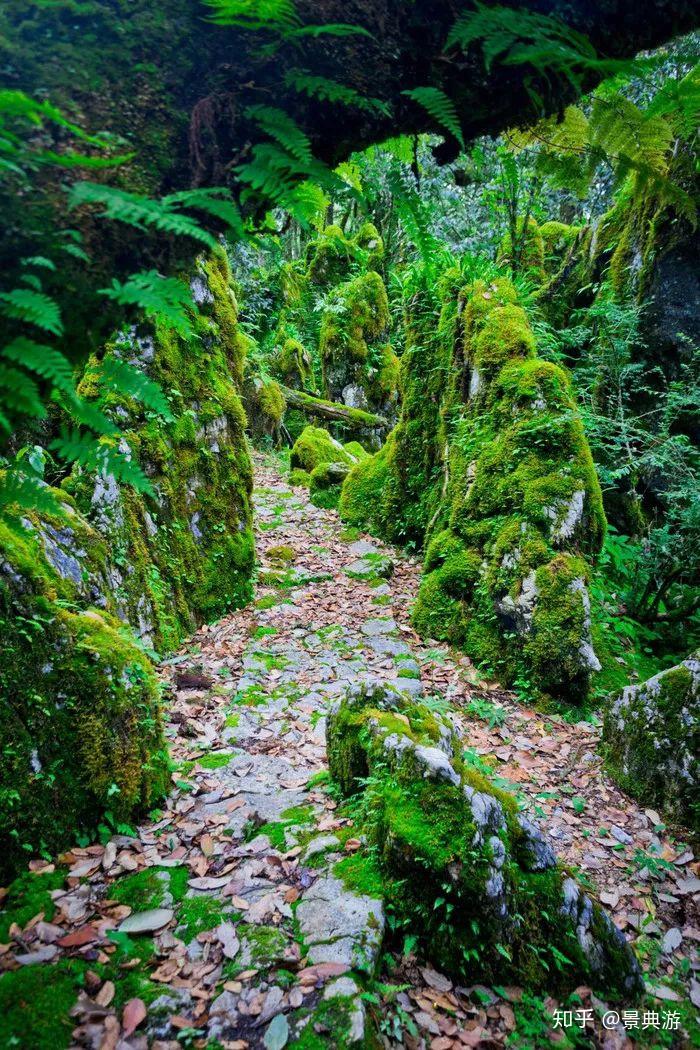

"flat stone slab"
[296,875,384,973]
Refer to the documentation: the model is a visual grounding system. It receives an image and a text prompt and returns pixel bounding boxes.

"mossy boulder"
[343,275,605,703]
[309,461,351,510]
[319,270,395,417]
[273,337,314,391]
[68,252,255,648]
[245,375,287,444]
[290,425,354,475]
[327,681,642,998]
[0,252,255,877]
[0,498,168,880]
[603,654,699,831]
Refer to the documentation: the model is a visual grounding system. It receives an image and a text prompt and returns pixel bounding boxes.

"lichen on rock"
[327,680,642,997]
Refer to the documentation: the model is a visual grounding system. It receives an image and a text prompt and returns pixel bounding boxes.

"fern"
[246,105,313,165]
[445,3,630,96]
[0,469,63,518]
[98,357,174,421]
[203,0,299,31]
[100,270,196,338]
[284,71,389,116]
[69,183,218,249]
[1,338,75,395]
[163,187,245,237]
[0,288,63,335]
[49,428,152,494]
[402,87,465,149]
[0,365,44,420]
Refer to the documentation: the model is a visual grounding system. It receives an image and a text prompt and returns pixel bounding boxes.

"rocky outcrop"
[603,654,699,831]
[0,251,255,877]
[328,681,642,997]
[342,277,605,703]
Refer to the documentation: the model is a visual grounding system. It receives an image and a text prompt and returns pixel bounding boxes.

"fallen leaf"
[122,997,147,1037]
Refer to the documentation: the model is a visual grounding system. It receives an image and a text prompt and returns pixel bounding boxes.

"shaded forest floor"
[1,453,698,1049]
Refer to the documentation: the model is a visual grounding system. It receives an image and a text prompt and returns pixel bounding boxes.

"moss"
[0,869,65,941]
[290,426,353,474]
[196,751,233,770]
[110,867,169,911]
[343,441,368,461]
[403,278,606,704]
[289,467,312,488]
[256,378,287,425]
[176,894,228,943]
[0,958,84,1049]
[319,270,391,409]
[602,656,699,830]
[267,544,296,563]
[274,337,314,391]
[309,461,348,510]
[288,995,369,1050]
[327,683,641,997]
[228,922,288,971]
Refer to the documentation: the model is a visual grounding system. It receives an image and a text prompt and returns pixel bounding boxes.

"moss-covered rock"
[68,252,254,647]
[0,252,255,877]
[319,270,394,418]
[290,426,354,475]
[497,217,545,283]
[309,461,351,510]
[603,653,699,831]
[0,501,168,879]
[327,681,642,998]
[342,276,605,703]
[273,337,314,392]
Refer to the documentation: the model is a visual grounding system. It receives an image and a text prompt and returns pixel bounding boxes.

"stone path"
[1,452,697,1049]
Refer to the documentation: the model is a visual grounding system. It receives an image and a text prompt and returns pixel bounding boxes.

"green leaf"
[98,357,174,420]
[69,183,218,249]
[99,271,195,338]
[1,337,75,394]
[402,87,464,148]
[0,288,63,335]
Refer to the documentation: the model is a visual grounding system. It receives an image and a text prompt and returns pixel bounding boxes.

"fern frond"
[69,183,218,249]
[0,364,44,417]
[163,187,244,237]
[49,429,153,494]
[284,71,388,115]
[99,270,196,338]
[1,338,75,395]
[0,288,63,335]
[203,0,299,31]
[98,357,174,421]
[402,87,464,149]
[0,469,63,517]
[286,23,372,39]
[60,395,119,437]
[246,105,312,165]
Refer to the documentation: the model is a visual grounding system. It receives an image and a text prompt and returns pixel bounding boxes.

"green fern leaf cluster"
[98,357,174,421]
[402,87,465,149]
[69,183,219,249]
[100,270,196,339]
[285,71,388,116]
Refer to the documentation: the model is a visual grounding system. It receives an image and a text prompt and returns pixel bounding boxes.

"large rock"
[342,277,605,703]
[603,653,699,831]
[0,252,255,877]
[327,681,642,998]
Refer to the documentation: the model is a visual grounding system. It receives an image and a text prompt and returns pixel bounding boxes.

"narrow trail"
[3,453,697,1049]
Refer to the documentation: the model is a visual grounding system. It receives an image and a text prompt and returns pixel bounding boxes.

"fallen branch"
[281,387,389,432]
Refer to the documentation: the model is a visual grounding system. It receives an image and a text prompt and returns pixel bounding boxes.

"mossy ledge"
[327,680,642,998]
[0,252,255,878]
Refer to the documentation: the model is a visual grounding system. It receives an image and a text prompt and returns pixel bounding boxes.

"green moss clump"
[274,338,314,392]
[176,894,228,943]
[290,426,353,474]
[0,869,65,941]
[0,959,84,1050]
[110,867,169,911]
[319,270,391,408]
[309,461,350,510]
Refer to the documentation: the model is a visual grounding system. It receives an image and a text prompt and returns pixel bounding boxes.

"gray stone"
[296,875,384,973]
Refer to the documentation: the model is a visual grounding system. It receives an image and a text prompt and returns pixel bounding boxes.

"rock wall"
[603,654,699,831]
[341,276,605,703]
[0,251,255,877]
